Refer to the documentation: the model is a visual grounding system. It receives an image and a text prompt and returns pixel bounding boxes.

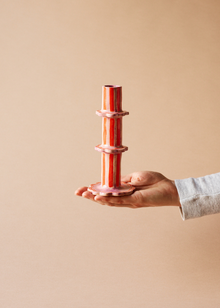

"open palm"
[75,171,181,209]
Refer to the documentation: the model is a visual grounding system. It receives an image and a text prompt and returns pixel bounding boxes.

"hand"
[75,171,181,209]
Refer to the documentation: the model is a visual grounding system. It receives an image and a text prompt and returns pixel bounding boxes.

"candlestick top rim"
[103,85,121,88]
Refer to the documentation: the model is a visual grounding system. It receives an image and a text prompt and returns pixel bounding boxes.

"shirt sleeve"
[174,172,220,220]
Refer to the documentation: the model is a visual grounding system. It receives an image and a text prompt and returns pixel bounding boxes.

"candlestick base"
[88,182,135,196]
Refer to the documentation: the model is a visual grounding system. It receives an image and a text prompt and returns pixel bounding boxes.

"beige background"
[0,0,220,307]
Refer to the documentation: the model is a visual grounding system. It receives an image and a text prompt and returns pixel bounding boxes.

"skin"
[75,171,181,209]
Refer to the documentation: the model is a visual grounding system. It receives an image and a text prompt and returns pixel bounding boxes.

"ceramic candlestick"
[88,85,135,196]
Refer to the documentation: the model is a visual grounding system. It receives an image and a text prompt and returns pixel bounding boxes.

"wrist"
[171,180,181,207]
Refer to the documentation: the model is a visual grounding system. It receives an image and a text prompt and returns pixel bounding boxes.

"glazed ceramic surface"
[88,85,135,196]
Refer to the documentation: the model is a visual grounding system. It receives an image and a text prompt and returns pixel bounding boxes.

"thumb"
[130,173,146,186]
[121,174,132,183]
[122,172,147,186]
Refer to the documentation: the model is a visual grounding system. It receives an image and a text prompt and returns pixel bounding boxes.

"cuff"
[175,173,220,220]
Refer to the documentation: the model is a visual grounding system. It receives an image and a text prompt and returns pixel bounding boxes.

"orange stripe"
[102,153,105,186]
[103,118,107,145]
[110,118,114,146]
[109,154,113,187]
[103,87,106,110]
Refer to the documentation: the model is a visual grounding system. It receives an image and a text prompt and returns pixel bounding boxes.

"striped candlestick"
[88,85,135,196]
[101,152,121,187]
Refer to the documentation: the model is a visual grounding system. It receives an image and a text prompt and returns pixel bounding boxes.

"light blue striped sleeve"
[175,173,220,220]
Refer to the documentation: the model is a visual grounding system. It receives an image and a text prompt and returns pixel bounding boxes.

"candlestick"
[88,85,135,196]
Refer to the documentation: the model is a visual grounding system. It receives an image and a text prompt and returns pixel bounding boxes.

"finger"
[122,172,149,186]
[82,191,107,205]
[95,194,136,205]
[129,172,148,186]
[98,201,138,209]
[82,190,96,201]
[106,199,140,208]
[108,203,135,208]
[75,186,88,196]
[121,174,132,183]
